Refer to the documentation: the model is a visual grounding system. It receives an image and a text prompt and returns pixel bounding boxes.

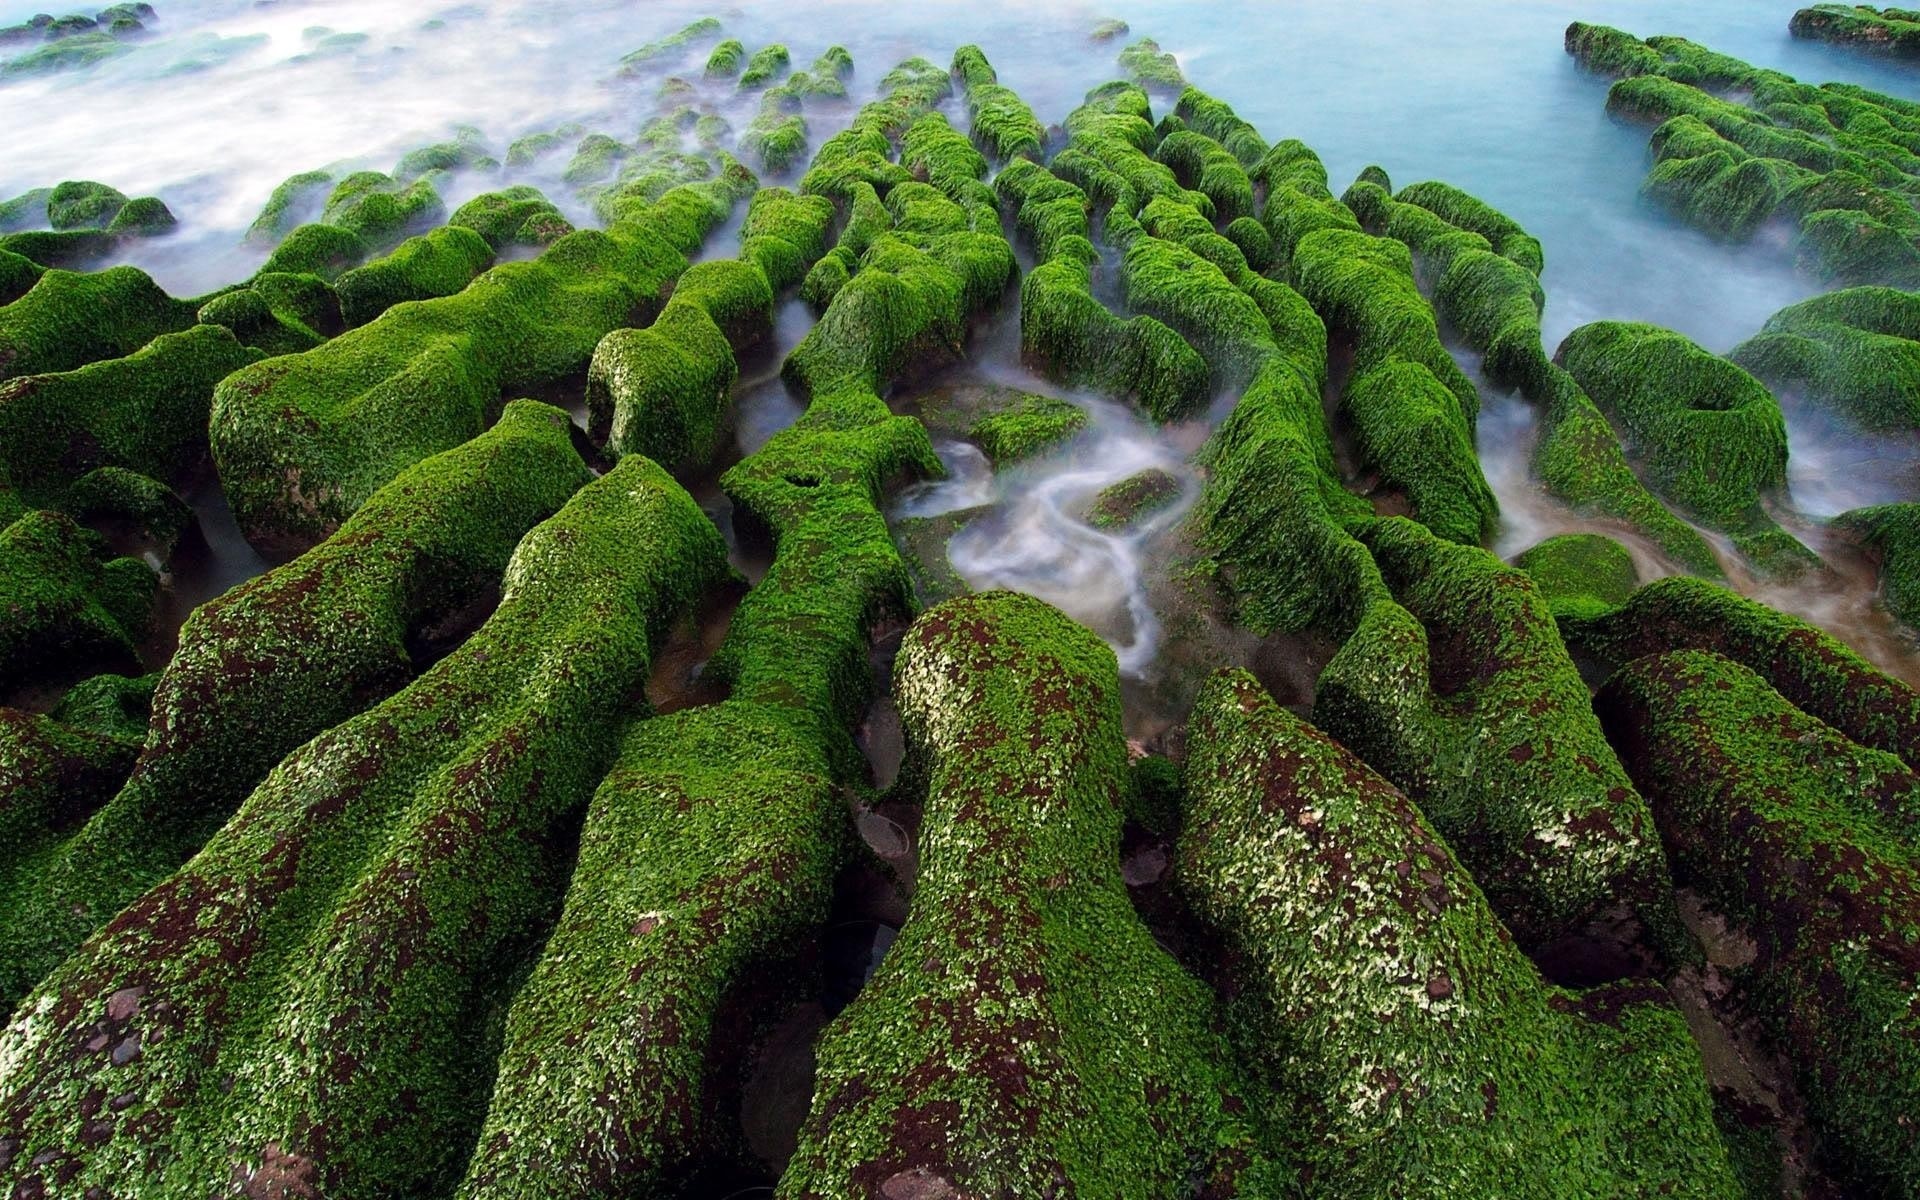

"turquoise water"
[4,0,1917,688]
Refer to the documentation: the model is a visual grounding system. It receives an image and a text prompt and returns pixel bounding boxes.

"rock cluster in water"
[0,16,1917,1200]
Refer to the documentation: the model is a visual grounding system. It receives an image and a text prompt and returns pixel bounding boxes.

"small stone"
[882,1168,958,1200]
[110,1033,141,1065]
[104,986,143,1022]
[1426,972,1455,1001]
[1121,845,1168,887]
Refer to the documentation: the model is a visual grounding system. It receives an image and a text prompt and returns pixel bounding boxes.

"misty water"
[5,0,1918,700]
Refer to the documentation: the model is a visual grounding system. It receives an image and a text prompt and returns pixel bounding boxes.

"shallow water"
[3,0,1917,689]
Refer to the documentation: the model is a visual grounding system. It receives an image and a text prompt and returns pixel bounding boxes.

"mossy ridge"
[1343,171,1720,574]
[0,324,260,519]
[1155,127,1255,222]
[1512,532,1641,621]
[317,169,446,253]
[0,678,153,919]
[703,36,743,78]
[616,15,722,74]
[1597,649,1920,1194]
[196,269,343,357]
[393,129,494,184]
[247,171,337,246]
[332,223,493,328]
[1117,36,1185,91]
[1086,467,1180,529]
[968,391,1087,464]
[0,456,729,1199]
[1180,668,1742,1198]
[737,43,790,91]
[1173,85,1267,166]
[587,185,837,470]
[211,164,753,554]
[0,264,197,383]
[782,592,1288,1196]
[1556,320,1815,575]
[450,185,573,252]
[457,698,843,1198]
[1836,502,1920,630]
[1291,225,1498,545]
[950,45,1044,163]
[1313,516,1683,950]
[1564,573,1920,769]
[0,400,591,1011]
[1730,286,1920,432]
[1791,4,1920,60]
[0,248,43,307]
[0,508,153,694]
[1565,22,1920,286]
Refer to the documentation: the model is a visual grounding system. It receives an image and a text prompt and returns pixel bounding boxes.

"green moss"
[784,592,1287,1195]
[257,221,367,280]
[741,106,808,174]
[1836,502,1920,629]
[0,187,52,233]
[56,466,192,553]
[0,324,262,506]
[457,697,842,1198]
[1565,21,1669,76]
[1086,467,1181,529]
[1315,517,1684,950]
[211,173,750,553]
[0,509,153,692]
[449,186,572,251]
[968,392,1087,464]
[1556,320,1813,573]
[892,505,984,608]
[952,45,1044,163]
[0,700,145,890]
[1395,180,1543,274]
[504,130,568,168]
[1181,667,1742,1198]
[1563,573,1920,770]
[393,132,492,183]
[334,224,493,328]
[702,36,743,77]
[1090,17,1130,41]
[0,455,727,1198]
[737,43,789,91]
[0,248,38,309]
[1174,85,1267,165]
[104,196,175,237]
[0,29,127,77]
[319,171,445,250]
[1155,128,1255,222]
[1512,533,1640,621]
[562,133,627,186]
[1293,227,1497,545]
[1731,285,1920,431]
[1597,649,1920,1195]
[197,271,342,357]
[1792,4,1920,59]
[46,181,126,232]
[1798,204,1920,287]
[616,15,722,73]
[0,400,592,1011]
[0,264,197,382]
[1117,36,1185,90]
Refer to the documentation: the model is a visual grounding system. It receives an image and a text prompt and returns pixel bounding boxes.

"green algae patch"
[0,455,727,1199]
[952,45,1044,163]
[319,170,445,251]
[737,43,790,91]
[1086,467,1180,530]
[334,223,493,327]
[783,592,1288,1195]
[1512,532,1640,621]
[0,400,592,1009]
[617,15,723,73]
[0,264,197,382]
[1598,649,1920,1195]
[1180,668,1743,1199]
[1837,502,1920,629]
[968,392,1086,464]
[1118,36,1185,91]
[198,269,343,357]
[0,509,152,693]
[450,186,572,251]
[1792,4,1920,59]
[1315,517,1684,951]
[1565,573,1920,770]
[211,171,751,553]
[1557,320,1814,575]
[1731,285,1920,432]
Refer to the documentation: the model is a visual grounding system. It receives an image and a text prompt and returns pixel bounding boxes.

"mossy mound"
[0,400,592,1009]
[333,224,493,327]
[449,186,572,251]
[969,392,1086,464]
[784,592,1287,1194]
[197,270,342,356]
[1513,532,1641,621]
[0,457,728,1199]
[0,509,153,693]
[1791,4,1920,59]
[1731,286,1920,432]
[1086,466,1180,529]
[1599,649,1920,1195]
[211,170,751,553]
[0,264,197,382]
[1181,668,1743,1198]
[1836,502,1920,629]
[1314,517,1683,950]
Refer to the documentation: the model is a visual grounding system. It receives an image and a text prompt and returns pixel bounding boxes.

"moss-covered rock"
[333,223,493,328]
[783,592,1286,1195]
[256,220,367,280]
[1557,320,1813,573]
[45,180,127,231]
[1117,36,1184,90]
[616,15,722,74]
[1085,467,1181,530]
[1836,502,1920,629]
[1314,517,1682,950]
[737,42,789,90]
[0,681,150,884]
[246,169,334,246]
[319,170,445,250]
[0,188,53,233]
[1180,668,1742,1198]
[211,170,751,553]
[0,400,592,1008]
[450,185,572,251]
[1731,285,1920,432]
[1512,532,1640,621]
[0,264,197,382]
[0,247,42,307]
[1791,4,1920,60]
[196,270,342,356]
[1156,127,1255,221]
[968,391,1086,464]
[951,44,1044,163]
[55,465,191,553]
[1564,573,1920,770]
[103,196,174,237]
[0,455,727,1199]
[0,509,152,692]
[1598,649,1920,1195]
[0,324,262,508]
